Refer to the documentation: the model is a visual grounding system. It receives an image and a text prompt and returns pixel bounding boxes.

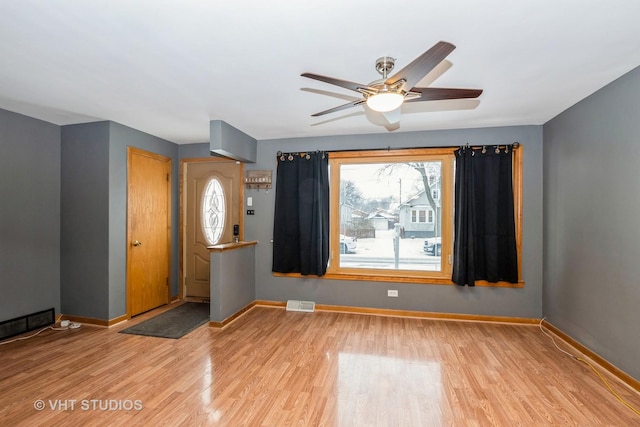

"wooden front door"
[183,159,243,299]
[127,147,171,316]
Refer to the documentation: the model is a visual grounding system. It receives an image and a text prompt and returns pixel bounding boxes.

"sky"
[339,162,430,202]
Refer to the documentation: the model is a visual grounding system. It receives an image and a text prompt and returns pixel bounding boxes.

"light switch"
[247,197,253,207]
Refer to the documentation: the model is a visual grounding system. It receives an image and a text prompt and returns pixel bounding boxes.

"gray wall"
[0,109,61,321]
[543,66,640,380]
[61,121,179,320]
[210,120,257,162]
[244,125,544,319]
[210,245,256,322]
[179,142,210,159]
[61,122,110,319]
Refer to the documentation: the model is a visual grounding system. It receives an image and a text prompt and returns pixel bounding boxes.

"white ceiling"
[1,1,639,144]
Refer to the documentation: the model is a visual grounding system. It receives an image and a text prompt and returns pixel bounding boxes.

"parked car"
[423,237,441,256]
[339,234,357,254]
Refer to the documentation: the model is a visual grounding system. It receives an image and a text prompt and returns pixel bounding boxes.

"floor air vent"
[286,300,316,313]
[0,308,55,341]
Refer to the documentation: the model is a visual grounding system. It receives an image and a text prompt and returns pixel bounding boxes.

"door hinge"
[166,173,169,182]
[166,277,169,287]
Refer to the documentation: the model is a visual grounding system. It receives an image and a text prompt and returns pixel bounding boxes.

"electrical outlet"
[387,289,398,297]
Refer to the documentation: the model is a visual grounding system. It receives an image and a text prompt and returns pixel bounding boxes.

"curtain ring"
[305,154,310,160]
[280,154,285,161]
[495,146,500,154]
[481,146,486,154]
[288,154,294,161]
[505,145,510,153]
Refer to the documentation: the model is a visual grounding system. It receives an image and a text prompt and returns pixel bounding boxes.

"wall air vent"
[0,308,55,342]
[285,300,316,313]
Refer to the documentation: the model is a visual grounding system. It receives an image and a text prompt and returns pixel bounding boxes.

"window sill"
[273,271,524,287]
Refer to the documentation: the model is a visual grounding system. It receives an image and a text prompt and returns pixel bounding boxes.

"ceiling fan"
[301,41,482,127]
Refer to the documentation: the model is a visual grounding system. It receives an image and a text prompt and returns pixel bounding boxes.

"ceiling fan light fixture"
[366,91,404,112]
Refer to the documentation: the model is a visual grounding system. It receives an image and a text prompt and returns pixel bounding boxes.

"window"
[326,147,523,286]
[328,148,454,282]
[201,177,226,245]
[411,209,421,223]
[410,208,433,223]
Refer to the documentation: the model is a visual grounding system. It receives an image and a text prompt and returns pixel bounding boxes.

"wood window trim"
[274,146,524,288]
[273,271,524,287]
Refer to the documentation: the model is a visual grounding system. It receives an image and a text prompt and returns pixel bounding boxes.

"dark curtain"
[272,151,329,276]
[452,145,518,286]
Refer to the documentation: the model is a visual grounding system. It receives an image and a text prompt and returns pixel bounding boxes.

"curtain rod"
[276,150,326,160]
[276,143,520,157]
[464,142,520,150]
[277,142,519,155]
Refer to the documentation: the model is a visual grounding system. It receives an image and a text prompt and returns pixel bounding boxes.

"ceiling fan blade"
[404,87,483,102]
[402,98,481,114]
[310,111,365,127]
[415,59,452,87]
[301,73,371,93]
[385,41,456,90]
[364,106,401,126]
[380,108,401,124]
[311,99,366,117]
[300,87,360,102]
[384,123,400,132]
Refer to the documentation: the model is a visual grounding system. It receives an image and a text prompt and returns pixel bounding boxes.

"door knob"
[133,240,143,246]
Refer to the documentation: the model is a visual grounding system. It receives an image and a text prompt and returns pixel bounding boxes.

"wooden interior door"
[183,159,243,299]
[127,147,171,316]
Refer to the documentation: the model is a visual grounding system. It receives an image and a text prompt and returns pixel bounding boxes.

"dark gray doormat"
[119,302,210,339]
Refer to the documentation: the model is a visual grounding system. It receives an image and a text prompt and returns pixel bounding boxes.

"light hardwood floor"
[1,305,638,426]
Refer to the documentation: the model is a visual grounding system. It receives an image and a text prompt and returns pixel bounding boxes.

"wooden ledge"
[273,271,524,287]
[207,240,258,252]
